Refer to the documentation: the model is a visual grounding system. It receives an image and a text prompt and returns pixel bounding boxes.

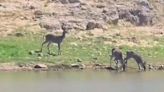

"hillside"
[0,0,163,46]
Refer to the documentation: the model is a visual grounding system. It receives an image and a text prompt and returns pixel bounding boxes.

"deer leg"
[115,60,119,70]
[141,62,146,71]
[109,55,113,67]
[47,42,51,54]
[57,43,61,55]
[40,40,48,52]
[138,63,141,70]
[120,60,126,71]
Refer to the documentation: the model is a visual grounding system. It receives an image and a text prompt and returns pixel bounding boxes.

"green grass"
[0,30,164,66]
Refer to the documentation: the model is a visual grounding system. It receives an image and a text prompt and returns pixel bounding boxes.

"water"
[0,71,164,92]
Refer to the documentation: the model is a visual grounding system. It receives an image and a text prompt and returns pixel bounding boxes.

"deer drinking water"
[110,48,126,71]
[124,51,146,71]
[40,23,69,55]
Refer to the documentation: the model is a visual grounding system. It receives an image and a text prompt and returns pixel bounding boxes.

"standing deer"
[124,51,146,71]
[40,23,68,55]
[110,48,126,71]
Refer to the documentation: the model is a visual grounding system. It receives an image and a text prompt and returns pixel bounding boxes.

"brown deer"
[124,51,146,71]
[40,23,69,55]
[110,48,126,71]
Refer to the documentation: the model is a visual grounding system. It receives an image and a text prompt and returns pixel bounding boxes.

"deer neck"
[61,31,66,38]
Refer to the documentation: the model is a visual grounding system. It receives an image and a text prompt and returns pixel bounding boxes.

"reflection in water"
[0,71,164,92]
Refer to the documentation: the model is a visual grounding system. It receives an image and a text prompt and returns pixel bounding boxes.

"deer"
[40,23,69,55]
[124,51,146,71]
[109,48,126,71]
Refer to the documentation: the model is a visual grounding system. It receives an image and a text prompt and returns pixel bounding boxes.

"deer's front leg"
[57,43,61,55]
[138,63,141,70]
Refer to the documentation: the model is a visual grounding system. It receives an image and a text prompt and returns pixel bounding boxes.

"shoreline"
[0,63,164,72]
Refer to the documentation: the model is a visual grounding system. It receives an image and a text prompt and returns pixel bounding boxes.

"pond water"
[0,70,164,92]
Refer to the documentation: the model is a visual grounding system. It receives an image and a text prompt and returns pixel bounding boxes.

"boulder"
[86,21,103,30]
[39,17,61,31]
[103,8,119,25]
[14,32,24,37]
[137,9,154,26]
[136,0,153,10]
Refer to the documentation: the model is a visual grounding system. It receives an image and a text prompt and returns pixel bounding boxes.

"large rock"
[136,0,153,10]
[39,17,61,31]
[117,3,155,26]
[86,21,103,30]
[103,8,119,25]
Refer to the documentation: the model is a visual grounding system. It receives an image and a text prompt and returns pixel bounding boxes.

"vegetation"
[0,27,164,67]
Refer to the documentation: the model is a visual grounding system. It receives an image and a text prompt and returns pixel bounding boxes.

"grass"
[0,29,164,66]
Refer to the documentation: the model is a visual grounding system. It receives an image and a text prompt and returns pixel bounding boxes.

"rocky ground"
[0,0,163,46]
[0,62,164,72]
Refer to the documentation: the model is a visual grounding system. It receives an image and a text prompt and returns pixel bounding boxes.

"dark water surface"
[0,71,164,92]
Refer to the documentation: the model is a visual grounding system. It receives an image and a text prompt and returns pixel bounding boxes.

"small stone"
[34,64,48,69]
[70,42,78,47]
[71,64,80,68]
[37,53,44,57]
[77,58,82,62]
[105,66,116,70]
[158,65,164,70]
[29,50,35,55]
[71,64,85,69]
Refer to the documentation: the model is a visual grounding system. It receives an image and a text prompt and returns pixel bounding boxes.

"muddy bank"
[0,63,115,72]
[0,63,164,72]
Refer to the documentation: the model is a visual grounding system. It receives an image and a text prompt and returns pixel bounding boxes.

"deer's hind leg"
[47,42,51,54]
[40,40,48,52]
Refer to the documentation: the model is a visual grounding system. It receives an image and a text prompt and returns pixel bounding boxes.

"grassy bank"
[0,29,164,67]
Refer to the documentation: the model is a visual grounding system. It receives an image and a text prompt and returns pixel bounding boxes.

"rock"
[58,0,80,4]
[39,17,61,31]
[103,8,119,25]
[68,0,80,3]
[105,66,116,70]
[59,0,69,4]
[14,32,24,37]
[34,10,43,18]
[77,58,82,62]
[137,10,154,26]
[71,64,85,69]
[147,64,155,70]
[158,65,164,70]
[29,50,35,55]
[86,21,103,30]
[136,0,153,10]
[34,64,48,69]
[70,42,78,47]
[37,53,44,57]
